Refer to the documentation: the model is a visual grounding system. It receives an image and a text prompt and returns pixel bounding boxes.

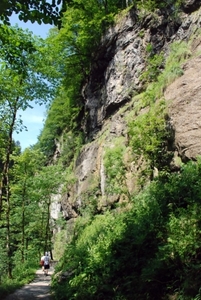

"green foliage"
[131,40,191,114]
[60,131,84,167]
[129,100,172,171]
[136,0,184,12]
[52,212,126,299]
[127,40,193,179]
[12,250,38,281]
[104,137,127,195]
[0,25,58,279]
[0,260,37,299]
[37,0,130,157]
[0,25,56,150]
[140,50,164,84]
[38,88,84,159]
[52,158,201,299]
[0,0,63,26]
[139,40,191,109]
[0,240,39,298]
[0,145,63,282]
[53,229,67,260]
[0,149,45,280]
[157,41,191,91]
[78,188,101,218]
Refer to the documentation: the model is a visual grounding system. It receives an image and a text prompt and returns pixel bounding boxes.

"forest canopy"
[0,0,184,27]
[0,0,64,26]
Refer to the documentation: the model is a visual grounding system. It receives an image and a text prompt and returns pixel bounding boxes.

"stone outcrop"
[51,1,201,222]
[165,45,201,162]
[82,7,181,139]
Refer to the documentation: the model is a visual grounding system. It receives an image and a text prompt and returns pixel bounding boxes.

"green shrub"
[140,50,164,84]
[52,158,201,299]
[129,100,172,171]
[104,137,127,195]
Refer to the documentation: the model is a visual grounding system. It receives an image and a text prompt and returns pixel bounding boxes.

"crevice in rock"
[105,97,131,119]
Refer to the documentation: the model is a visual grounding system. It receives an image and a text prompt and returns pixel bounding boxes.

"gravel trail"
[4,266,54,300]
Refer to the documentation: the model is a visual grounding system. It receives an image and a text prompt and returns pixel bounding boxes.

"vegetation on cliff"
[51,32,201,300]
[52,159,201,299]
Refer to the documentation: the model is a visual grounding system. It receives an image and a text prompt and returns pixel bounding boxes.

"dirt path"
[4,266,54,300]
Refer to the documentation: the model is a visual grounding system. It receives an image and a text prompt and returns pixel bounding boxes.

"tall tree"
[30,164,63,255]
[10,149,45,263]
[0,25,55,277]
[0,25,53,215]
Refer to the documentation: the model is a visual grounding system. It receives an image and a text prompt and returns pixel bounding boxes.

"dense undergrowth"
[0,260,38,299]
[52,158,201,300]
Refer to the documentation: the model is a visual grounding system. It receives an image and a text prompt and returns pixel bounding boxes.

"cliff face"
[82,8,179,138]
[165,49,201,161]
[52,1,201,223]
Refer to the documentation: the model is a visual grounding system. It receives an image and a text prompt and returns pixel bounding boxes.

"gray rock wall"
[83,7,181,138]
[52,2,201,222]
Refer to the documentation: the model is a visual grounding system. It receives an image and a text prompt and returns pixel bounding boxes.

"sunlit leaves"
[0,24,56,136]
[104,137,127,195]
[128,100,170,169]
[52,158,201,299]
[0,0,63,26]
[37,0,120,157]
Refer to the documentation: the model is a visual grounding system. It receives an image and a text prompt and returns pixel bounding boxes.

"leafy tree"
[29,164,64,254]
[0,25,55,215]
[1,148,62,278]
[0,0,65,26]
[0,25,57,278]
[36,0,123,156]
[0,0,185,28]
[10,149,45,263]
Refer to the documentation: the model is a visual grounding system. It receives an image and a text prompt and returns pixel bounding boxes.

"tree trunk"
[21,181,27,262]
[0,97,18,218]
[5,167,12,278]
[3,99,18,277]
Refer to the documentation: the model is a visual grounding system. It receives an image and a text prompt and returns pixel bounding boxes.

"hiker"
[43,252,51,276]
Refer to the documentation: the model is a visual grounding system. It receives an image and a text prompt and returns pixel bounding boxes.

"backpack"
[40,260,44,266]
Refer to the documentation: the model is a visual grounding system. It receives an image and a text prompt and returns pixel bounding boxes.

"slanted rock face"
[54,2,201,220]
[165,48,201,162]
[83,7,181,138]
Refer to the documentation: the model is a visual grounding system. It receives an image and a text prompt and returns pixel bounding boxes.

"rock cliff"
[51,1,201,225]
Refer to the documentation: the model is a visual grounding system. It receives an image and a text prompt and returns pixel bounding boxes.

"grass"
[0,264,38,299]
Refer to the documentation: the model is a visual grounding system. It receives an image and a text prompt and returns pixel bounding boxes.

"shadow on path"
[4,267,54,300]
